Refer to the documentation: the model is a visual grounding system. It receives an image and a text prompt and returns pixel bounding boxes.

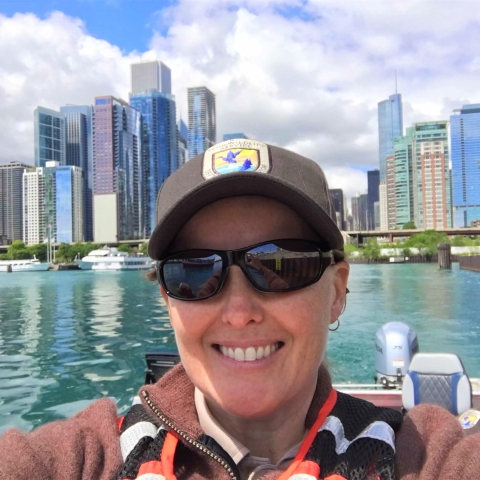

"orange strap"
[117,416,125,432]
[161,431,179,480]
[157,389,337,480]
[277,388,338,480]
[138,460,163,476]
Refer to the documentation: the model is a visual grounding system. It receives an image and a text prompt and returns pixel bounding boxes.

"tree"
[404,229,448,254]
[7,240,31,260]
[55,243,74,263]
[402,221,417,230]
[139,241,149,256]
[118,244,133,253]
[27,243,47,262]
[451,235,472,247]
[362,238,381,259]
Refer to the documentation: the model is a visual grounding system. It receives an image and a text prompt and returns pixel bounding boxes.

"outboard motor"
[375,322,419,389]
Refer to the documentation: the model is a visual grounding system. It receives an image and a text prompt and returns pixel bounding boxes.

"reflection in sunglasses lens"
[245,242,321,290]
[163,254,223,299]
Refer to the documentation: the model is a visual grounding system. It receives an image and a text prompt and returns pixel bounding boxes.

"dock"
[459,255,480,273]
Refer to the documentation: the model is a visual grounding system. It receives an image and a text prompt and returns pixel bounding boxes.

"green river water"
[0,263,479,433]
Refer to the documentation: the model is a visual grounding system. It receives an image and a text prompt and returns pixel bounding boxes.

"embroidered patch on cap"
[202,139,270,180]
[459,409,480,429]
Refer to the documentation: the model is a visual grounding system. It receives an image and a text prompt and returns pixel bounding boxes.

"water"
[0,263,479,433]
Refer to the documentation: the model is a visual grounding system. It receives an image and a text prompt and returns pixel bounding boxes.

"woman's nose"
[218,266,264,328]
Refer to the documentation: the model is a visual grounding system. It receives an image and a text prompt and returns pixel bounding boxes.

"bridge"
[348,228,480,245]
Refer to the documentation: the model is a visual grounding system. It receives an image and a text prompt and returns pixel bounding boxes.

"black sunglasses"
[156,239,334,301]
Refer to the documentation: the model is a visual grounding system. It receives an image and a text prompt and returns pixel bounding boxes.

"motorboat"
[75,247,154,271]
[0,256,51,272]
[143,322,480,415]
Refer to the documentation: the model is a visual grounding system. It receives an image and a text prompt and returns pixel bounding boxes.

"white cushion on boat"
[402,353,472,415]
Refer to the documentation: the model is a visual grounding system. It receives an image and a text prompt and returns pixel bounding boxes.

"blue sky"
[0,0,173,52]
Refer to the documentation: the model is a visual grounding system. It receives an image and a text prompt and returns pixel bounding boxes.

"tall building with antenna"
[378,75,403,182]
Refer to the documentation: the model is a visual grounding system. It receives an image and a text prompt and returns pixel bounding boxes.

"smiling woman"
[0,139,479,480]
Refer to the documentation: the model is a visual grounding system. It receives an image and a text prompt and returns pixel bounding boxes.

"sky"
[1,0,480,200]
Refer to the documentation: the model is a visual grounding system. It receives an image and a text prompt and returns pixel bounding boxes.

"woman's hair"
[145,248,347,284]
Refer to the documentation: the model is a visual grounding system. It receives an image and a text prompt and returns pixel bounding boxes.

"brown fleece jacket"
[0,364,478,480]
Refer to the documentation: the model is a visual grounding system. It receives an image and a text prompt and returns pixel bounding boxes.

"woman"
[0,139,479,480]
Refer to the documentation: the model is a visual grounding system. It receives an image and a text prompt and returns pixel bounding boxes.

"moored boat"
[75,247,154,271]
[0,256,51,272]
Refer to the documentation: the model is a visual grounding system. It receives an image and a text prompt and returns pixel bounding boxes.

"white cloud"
[0,11,137,164]
[3,1,480,207]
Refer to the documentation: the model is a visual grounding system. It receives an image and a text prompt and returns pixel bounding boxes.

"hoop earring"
[329,318,340,332]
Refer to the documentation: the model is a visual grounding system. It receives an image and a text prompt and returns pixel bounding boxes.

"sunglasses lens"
[244,241,322,291]
[162,253,223,299]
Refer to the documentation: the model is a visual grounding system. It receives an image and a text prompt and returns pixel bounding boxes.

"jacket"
[0,363,479,479]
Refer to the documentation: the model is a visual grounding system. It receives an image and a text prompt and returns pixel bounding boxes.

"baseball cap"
[148,138,343,260]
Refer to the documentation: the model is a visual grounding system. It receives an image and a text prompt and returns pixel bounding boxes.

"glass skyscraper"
[23,162,83,245]
[34,107,63,168]
[188,86,216,159]
[450,104,480,227]
[93,96,142,242]
[60,105,94,241]
[367,170,380,230]
[378,94,403,182]
[130,91,178,237]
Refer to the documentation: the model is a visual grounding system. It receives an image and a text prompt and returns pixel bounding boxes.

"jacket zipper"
[141,390,238,480]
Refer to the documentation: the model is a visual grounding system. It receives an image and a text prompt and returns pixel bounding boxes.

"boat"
[0,256,51,272]
[143,322,480,413]
[75,247,154,271]
[182,258,215,268]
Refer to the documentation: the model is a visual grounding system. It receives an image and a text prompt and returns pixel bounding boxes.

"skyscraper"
[34,107,63,168]
[450,104,480,227]
[392,132,415,228]
[23,162,83,245]
[93,96,142,242]
[351,193,368,230]
[411,121,452,229]
[329,188,346,230]
[0,162,30,243]
[378,93,403,181]
[60,105,94,241]
[188,86,216,159]
[177,119,188,169]
[131,60,172,95]
[130,90,178,236]
[367,170,380,230]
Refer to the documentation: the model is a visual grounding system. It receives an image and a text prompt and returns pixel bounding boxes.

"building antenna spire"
[395,70,397,94]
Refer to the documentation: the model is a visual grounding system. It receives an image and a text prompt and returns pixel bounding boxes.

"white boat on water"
[0,256,51,272]
[75,247,154,271]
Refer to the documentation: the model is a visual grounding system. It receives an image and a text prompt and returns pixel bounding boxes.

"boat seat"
[402,353,472,415]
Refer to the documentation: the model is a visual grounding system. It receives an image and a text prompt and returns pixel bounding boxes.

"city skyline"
[2,2,480,199]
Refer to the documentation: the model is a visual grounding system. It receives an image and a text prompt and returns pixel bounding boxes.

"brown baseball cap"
[148,138,343,260]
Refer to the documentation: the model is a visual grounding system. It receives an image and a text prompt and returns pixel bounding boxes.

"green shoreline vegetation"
[346,230,480,259]
[0,240,149,263]
[2,233,480,262]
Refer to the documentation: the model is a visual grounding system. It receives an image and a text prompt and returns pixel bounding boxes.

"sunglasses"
[156,239,334,301]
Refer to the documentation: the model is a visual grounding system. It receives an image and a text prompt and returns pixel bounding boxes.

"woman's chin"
[209,388,284,419]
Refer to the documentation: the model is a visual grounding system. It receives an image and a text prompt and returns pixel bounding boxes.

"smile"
[215,342,284,361]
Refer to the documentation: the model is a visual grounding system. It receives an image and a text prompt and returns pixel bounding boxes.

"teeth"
[218,343,280,362]
[245,347,256,361]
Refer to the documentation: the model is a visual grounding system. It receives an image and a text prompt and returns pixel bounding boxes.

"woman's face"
[161,196,349,419]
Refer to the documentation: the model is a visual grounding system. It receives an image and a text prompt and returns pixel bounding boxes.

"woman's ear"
[330,261,350,321]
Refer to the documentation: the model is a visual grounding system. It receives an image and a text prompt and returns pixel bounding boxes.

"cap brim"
[148,172,343,260]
